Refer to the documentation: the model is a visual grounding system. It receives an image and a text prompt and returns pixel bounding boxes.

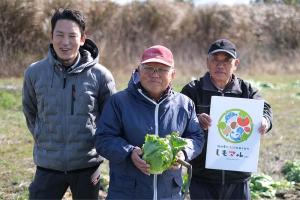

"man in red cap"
[181,39,273,200]
[95,45,205,199]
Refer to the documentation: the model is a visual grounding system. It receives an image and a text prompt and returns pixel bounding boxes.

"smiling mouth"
[150,79,162,84]
[60,48,71,52]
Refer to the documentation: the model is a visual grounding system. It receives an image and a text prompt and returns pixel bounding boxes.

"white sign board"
[205,96,264,172]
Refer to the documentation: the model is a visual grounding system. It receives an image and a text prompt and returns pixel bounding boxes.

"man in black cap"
[181,39,273,200]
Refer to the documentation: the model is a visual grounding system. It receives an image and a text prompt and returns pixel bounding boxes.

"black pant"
[190,178,250,200]
[29,166,100,200]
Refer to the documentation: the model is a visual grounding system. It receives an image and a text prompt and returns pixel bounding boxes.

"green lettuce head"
[142,132,187,174]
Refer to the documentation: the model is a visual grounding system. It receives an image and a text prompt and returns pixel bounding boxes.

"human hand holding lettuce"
[131,132,187,175]
[131,147,151,175]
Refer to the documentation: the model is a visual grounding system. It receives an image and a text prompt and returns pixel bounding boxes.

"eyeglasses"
[140,64,173,75]
[209,55,234,66]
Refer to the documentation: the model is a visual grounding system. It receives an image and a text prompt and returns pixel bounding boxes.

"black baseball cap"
[208,39,237,59]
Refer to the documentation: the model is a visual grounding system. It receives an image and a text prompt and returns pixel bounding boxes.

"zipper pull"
[72,85,76,100]
[71,85,76,115]
[63,75,66,89]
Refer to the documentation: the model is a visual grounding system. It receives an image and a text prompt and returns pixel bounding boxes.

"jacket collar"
[201,72,242,94]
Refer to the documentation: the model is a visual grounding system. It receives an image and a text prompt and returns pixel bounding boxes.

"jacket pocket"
[33,119,40,144]
[44,87,58,116]
[108,174,136,199]
[110,173,135,190]
[172,175,183,197]
[160,172,183,198]
[76,89,95,115]
[33,119,48,145]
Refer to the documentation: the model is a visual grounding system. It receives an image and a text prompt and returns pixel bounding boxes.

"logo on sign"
[217,109,253,143]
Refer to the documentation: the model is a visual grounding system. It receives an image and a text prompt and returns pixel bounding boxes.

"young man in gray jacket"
[22,8,116,199]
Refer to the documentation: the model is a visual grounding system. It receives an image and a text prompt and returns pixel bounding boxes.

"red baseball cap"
[140,45,174,67]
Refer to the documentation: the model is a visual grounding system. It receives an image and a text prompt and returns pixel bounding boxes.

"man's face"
[207,52,239,86]
[139,62,175,100]
[51,19,85,66]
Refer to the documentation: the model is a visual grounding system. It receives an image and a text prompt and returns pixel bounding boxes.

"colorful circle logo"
[217,109,253,143]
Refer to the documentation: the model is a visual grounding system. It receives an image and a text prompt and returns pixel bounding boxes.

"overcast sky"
[112,0,251,5]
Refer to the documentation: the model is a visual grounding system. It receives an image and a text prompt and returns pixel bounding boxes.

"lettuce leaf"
[142,132,187,174]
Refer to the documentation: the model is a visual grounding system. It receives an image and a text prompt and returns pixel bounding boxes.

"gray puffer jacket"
[22,39,116,171]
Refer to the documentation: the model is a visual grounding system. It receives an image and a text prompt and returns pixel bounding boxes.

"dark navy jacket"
[95,71,205,199]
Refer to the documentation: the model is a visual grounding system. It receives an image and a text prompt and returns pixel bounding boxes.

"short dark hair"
[51,8,86,36]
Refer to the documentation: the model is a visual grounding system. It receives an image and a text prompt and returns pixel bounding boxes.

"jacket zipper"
[71,85,76,115]
[222,170,225,185]
[62,71,68,172]
[137,89,167,200]
[153,104,159,200]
